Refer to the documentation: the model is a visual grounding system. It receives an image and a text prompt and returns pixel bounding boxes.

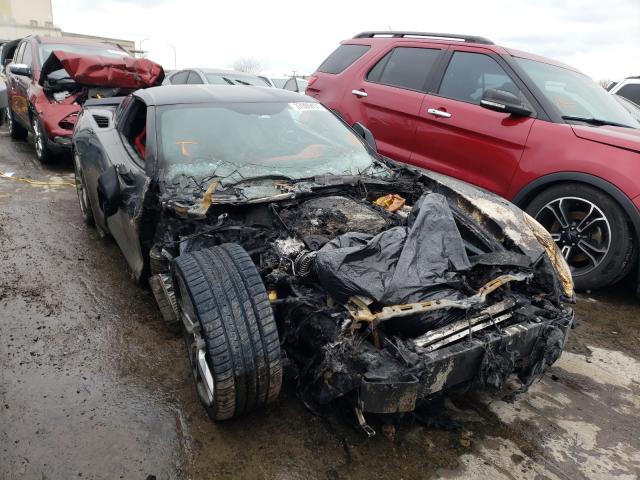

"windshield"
[614,95,640,122]
[39,43,130,66]
[205,73,271,87]
[515,58,639,129]
[157,100,382,191]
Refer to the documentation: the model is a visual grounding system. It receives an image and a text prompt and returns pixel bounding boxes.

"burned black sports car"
[72,85,574,431]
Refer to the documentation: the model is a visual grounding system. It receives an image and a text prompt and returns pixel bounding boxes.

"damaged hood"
[39,51,164,89]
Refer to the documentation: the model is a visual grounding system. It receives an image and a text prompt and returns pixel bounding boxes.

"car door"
[338,43,445,163]
[411,48,536,196]
[8,41,30,127]
[100,97,151,278]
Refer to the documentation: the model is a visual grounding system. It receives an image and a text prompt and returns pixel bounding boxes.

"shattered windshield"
[157,101,385,194]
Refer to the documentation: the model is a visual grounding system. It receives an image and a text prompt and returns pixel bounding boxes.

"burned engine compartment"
[147,171,574,421]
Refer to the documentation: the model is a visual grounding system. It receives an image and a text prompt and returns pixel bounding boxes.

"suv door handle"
[351,89,368,98]
[427,108,452,118]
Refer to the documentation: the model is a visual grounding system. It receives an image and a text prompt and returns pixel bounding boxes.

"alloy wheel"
[176,275,215,407]
[534,196,611,276]
[32,117,44,159]
[73,153,90,218]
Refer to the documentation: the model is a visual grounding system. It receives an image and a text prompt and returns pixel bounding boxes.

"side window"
[617,84,640,105]
[186,71,203,84]
[283,78,296,91]
[170,70,189,84]
[366,47,440,92]
[21,43,33,68]
[439,51,523,104]
[120,98,147,162]
[13,42,25,64]
[317,44,370,74]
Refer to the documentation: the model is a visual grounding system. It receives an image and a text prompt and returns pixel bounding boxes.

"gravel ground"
[1,129,639,480]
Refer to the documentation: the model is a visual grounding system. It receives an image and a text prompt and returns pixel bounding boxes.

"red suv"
[5,35,162,163]
[308,31,640,291]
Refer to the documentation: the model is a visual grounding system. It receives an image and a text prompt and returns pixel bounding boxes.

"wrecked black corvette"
[72,85,574,431]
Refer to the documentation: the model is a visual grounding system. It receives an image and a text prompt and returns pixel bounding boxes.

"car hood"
[39,51,164,89]
[571,124,640,154]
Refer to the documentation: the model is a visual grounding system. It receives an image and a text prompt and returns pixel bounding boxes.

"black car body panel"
[73,85,574,423]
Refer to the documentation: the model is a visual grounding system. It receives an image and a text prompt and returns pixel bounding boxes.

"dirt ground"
[1,128,639,480]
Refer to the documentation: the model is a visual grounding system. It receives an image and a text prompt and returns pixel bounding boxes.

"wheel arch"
[512,172,640,241]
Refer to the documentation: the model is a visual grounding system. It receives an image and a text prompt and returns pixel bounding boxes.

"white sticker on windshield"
[290,102,324,112]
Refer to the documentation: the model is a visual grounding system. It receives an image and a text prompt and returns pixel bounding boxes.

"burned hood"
[39,51,164,89]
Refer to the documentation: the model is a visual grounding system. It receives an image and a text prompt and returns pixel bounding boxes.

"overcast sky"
[51,0,639,81]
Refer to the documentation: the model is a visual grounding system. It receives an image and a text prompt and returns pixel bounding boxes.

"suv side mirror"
[352,122,377,152]
[9,63,32,77]
[480,88,532,117]
[97,165,121,217]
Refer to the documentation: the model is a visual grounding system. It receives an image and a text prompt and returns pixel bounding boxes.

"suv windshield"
[515,58,639,129]
[157,100,382,190]
[39,43,130,66]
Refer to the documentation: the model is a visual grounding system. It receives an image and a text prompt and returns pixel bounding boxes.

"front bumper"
[358,310,574,414]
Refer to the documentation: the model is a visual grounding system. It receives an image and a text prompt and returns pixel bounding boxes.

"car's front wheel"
[31,113,54,164]
[526,183,635,290]
[7,107,28,140]
[174,243,282,421]
[73,151,94,226]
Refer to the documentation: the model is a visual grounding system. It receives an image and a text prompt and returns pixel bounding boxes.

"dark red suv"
[308,31,640,291]
[5,35,162,163]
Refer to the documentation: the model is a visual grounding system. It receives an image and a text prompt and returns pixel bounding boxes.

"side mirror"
[352,122,377,152]
[480,88,532,117]
[9,63,32,77]
[97,165,121,217]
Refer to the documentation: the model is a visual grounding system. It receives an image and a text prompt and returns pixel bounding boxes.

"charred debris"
[143,164,573,435]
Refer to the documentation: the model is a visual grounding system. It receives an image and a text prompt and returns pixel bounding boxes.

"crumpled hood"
[571,124,640,154]
[39,51,164,89]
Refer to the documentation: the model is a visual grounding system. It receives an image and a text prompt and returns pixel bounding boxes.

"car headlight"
[524,212,575,300]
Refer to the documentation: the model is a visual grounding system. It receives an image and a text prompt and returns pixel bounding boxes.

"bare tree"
[598,78,613,90]
[232,57,268,75]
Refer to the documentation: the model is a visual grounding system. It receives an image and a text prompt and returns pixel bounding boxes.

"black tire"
[31,113,55,164]
[526,183,635,290]
[174,243,282,420]
[72,150,94,226]
[7,107,28,140]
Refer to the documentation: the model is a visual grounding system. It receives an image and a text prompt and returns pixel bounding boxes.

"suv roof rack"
[353,31,494,45]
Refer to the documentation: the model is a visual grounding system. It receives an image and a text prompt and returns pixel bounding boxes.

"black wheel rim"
[534,196,611,276]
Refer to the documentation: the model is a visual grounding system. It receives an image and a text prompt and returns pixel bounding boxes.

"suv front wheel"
[526,183,635,291]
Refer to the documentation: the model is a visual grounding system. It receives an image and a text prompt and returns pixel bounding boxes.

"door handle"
[351,89,368,98]
[427,108,452,118]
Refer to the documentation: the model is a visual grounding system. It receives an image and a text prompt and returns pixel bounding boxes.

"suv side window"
[318,44,370,74]
[438,51,523,104]
[186,71,203,84]
[21,43,33,68]
[617,84,640,105]
[170,70,189,84]
[13,42,25,64]
[366,47,440,92]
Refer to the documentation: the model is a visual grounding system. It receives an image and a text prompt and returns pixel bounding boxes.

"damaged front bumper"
[345,308,573,415]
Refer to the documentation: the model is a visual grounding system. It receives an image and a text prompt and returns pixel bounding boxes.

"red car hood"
[39,51,164,89]
[571,124,640,154]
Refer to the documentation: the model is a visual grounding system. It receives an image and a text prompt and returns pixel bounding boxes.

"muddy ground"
[0,128,639,480]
